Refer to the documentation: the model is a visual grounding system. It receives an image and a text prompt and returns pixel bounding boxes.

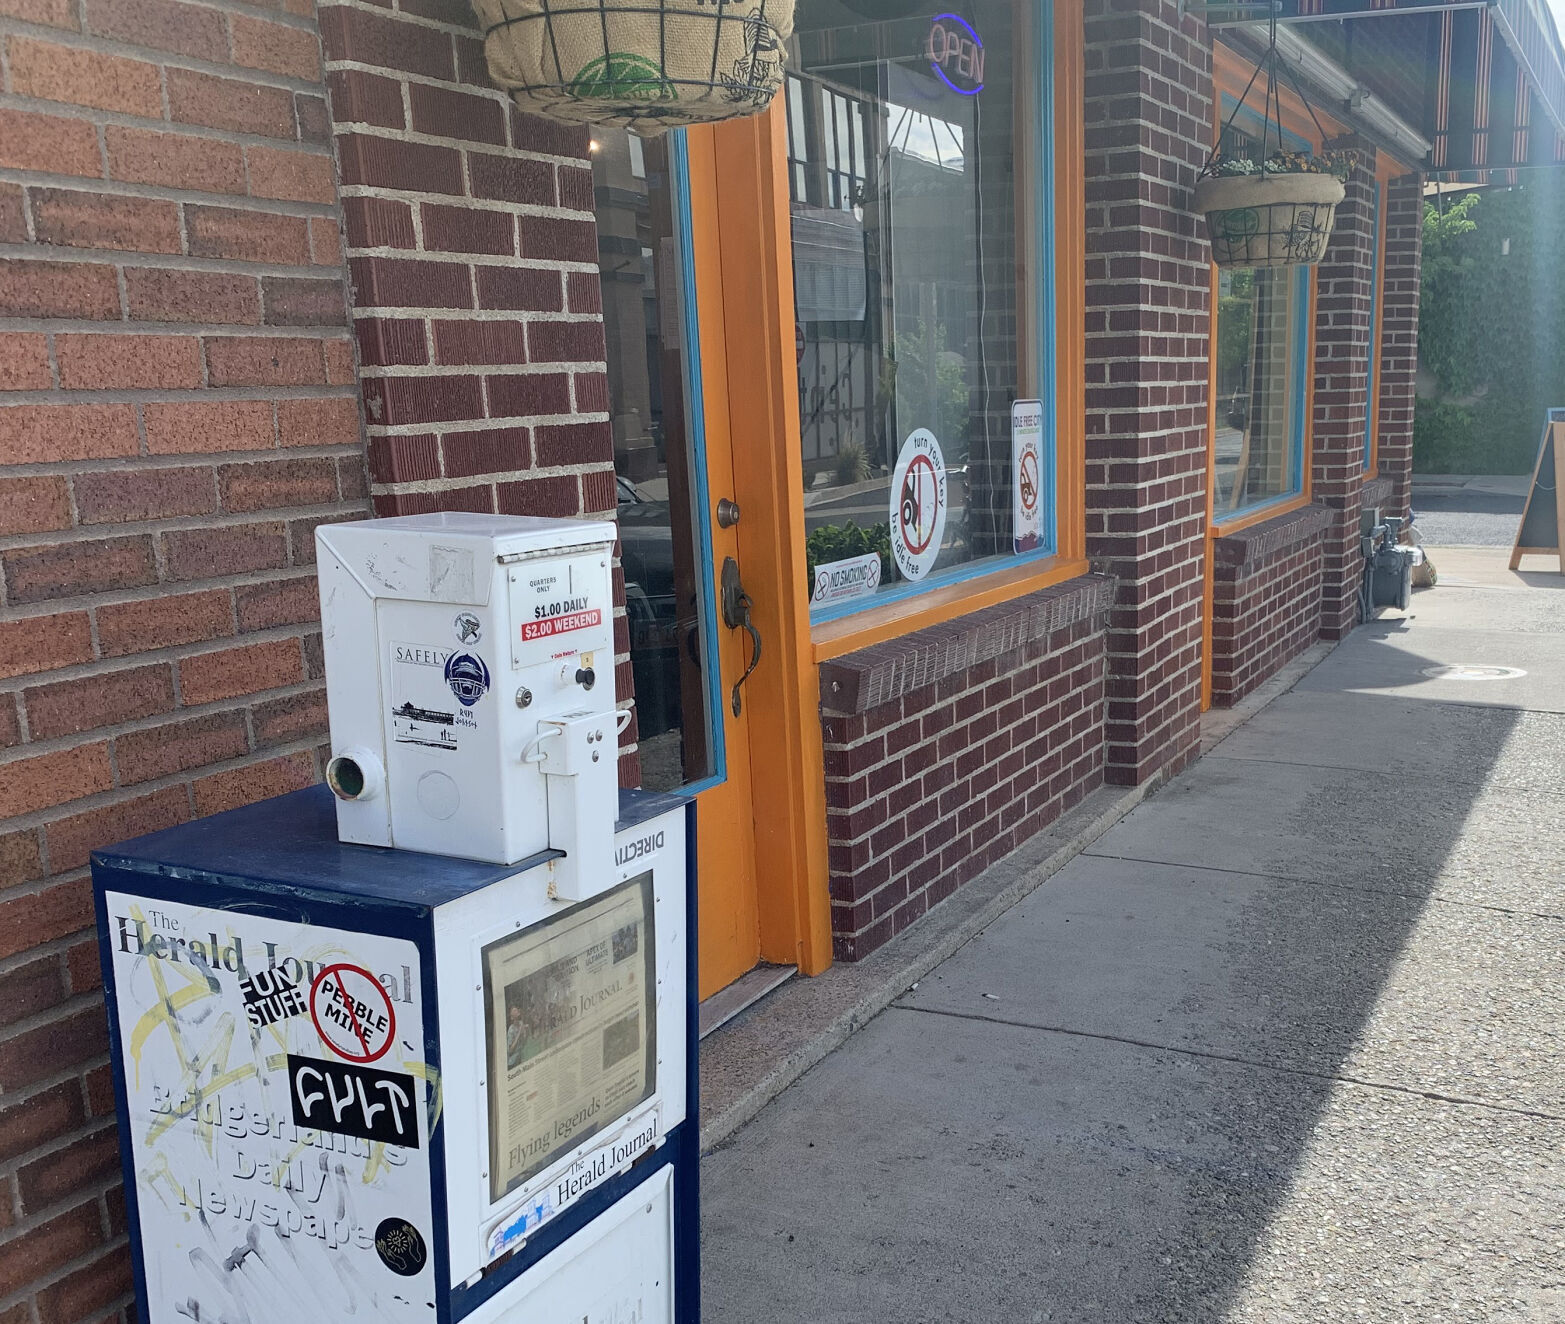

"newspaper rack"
[91,784,697,1324]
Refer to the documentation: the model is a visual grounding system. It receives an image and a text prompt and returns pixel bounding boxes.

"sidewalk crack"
[892,1004,1565,1124]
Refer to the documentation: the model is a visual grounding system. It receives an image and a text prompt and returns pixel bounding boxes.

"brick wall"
[1083,0,1210,786]
[1376,171,1423,525]
[0,2,361,1319]
[315,0,640,781]
[819,577,1111,961]
[1208,505,1330,705]
[1311,144,1376,639]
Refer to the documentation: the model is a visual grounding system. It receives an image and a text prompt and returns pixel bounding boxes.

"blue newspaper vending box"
[91,784,697,1324]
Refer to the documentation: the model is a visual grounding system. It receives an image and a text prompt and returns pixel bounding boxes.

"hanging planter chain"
[1195,9,1352,269]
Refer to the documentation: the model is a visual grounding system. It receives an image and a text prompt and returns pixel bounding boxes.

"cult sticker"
[310,963,396,1063]
[454,611,482,645]
[240,965,306,1030]
[890,428,947,582]
[287,1053,419,1148]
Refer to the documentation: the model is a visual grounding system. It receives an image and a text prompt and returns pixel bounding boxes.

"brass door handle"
[719,557,762,716]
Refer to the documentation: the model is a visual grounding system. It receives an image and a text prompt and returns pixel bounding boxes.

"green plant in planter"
[1206,149,1355,181]
[805,520,892,593]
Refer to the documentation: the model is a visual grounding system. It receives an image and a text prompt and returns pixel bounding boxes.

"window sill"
[1211,491,1312,539]
[811,554,1092,664]
[817,570,1113,714]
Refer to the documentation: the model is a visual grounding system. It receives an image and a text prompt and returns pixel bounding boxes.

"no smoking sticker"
[310,963,396,1064]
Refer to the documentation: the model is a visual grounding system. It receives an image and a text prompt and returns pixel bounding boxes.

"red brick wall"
[1083,0,1211,786]
[1209,505,1330,706]
[819,577,1111,961]
[1312,144,1377,640]
[315,0,638,780]
[0,2,361,1319]
[1376,172,1423,525]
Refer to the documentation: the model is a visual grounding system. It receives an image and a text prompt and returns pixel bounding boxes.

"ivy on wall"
[1416,179,1565,473]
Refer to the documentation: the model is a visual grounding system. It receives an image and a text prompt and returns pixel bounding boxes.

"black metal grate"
[1207,199,1338,269]
[475,0,795,129]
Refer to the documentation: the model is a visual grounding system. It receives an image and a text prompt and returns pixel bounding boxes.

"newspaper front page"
[483,874,656,1201]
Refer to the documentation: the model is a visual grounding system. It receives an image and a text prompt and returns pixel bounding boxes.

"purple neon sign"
[927,12,985,96]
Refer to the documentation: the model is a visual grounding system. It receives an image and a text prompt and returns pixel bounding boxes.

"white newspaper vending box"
[92,515,698,1324]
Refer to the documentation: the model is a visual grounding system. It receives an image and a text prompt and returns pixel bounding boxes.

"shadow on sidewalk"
[702,628,1563,1321]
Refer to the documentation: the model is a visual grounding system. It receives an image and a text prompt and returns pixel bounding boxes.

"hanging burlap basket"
[1195,172,1345,269]
[470,0,795,131]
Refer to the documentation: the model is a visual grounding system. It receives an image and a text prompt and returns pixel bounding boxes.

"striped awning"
[1276,0,1565,177]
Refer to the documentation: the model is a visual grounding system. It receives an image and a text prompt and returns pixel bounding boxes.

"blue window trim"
[1212,95,1313,525]
[667,129,726,788]
[1363,180,1382,471]
[809,0,1060,626]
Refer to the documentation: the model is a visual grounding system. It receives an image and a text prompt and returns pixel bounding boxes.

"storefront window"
[1213,265,1309,516]
[593,132,717,792]
[1211,115,1309,519]
[786,0,1055,619]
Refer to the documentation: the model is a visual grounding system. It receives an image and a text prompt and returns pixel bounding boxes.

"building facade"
[1,0,1558,1316]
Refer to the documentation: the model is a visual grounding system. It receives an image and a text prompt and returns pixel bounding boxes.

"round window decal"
[890,428,948,583]
[1420,664,1527,681]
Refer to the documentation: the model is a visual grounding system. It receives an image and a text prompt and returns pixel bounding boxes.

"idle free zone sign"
[106,894,437,1324]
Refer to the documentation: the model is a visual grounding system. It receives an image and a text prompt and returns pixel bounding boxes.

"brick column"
[1311,145,1377,639]
[1375,172,1423,524]
[317,0,640,781]
[1083,0,1212,785]
[0,4,362,1319]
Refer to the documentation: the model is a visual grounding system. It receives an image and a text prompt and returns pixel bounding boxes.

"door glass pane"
[591,131,716,791]
[788,0,1047,614]
[1213,266,1304,514]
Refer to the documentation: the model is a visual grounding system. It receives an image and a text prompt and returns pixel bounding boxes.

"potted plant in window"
[1196,150,1353,270]
[471,0,795,131]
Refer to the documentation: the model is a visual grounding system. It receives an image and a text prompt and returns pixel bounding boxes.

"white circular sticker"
[890,428,947,582]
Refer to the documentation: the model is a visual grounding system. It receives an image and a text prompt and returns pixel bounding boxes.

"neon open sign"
[927,12,984,96]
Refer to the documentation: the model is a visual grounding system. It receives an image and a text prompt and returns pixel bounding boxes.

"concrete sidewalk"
[701,547,1565,1323]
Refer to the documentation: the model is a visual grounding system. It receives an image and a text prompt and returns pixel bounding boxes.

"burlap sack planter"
[1195,172,1345,269]
[471,0,796,131]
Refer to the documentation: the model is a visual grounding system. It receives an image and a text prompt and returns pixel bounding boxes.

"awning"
[1268,1,1565,178]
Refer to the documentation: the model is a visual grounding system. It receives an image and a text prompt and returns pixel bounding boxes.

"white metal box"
[316,514,619,887]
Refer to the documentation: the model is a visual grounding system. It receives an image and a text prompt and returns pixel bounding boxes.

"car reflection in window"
[617,476,685,743]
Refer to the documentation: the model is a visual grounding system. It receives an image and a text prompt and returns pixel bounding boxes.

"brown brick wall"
[1083,0,1211,786]
[0,2,361,1319]
[1376,172,1423,525]
[1209,505,1331,706]
[1311,143,1376,640]
[316,0,640,782]
[819,577,1111,961]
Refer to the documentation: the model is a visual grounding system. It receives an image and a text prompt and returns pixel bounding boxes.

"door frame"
[683,115,835,980]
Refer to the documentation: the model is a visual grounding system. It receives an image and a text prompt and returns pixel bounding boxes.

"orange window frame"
[806,0,1089,663]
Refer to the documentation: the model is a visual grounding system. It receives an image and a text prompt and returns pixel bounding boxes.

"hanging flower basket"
[471,0,795,132]
[1195,169,1346,269]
